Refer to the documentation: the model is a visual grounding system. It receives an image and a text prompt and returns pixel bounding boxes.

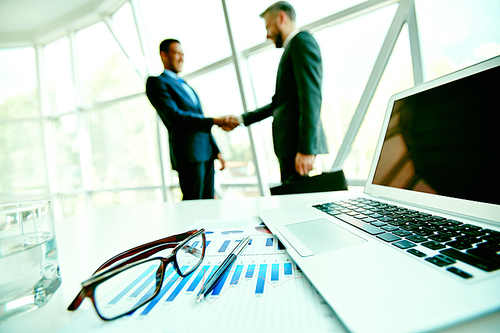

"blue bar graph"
[131,271,176,316]
[131,266,174,298]
[166,267,194,302]
[129,275,155,298]
[230,265,244,286]
[284,263,292,276]
[186,265,210,292]
[271,264,279,281]
[266,238,273,247]
[140,267,185,315]
[109,264,157,305]
[206,241,211,247]
[191,241,200,248]
[219,240,230,252]
[255,264,267,294]
[245,264,255,278]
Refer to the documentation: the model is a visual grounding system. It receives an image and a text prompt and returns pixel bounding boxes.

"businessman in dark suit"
[146,39,236,200]
[236,1,328,181]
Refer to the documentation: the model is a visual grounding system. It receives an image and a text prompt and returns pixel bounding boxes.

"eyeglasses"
[67,229,206,320]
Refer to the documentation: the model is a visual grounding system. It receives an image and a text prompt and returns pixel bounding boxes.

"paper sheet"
[59,218,345,333]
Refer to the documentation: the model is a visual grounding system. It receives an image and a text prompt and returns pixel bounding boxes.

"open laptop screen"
[372,64,500,205]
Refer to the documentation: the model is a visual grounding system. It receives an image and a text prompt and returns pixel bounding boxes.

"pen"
[196,236,251,303]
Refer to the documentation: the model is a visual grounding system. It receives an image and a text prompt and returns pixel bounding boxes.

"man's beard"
[275,32,283,48]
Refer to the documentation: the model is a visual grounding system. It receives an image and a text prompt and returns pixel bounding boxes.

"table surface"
[2,191,499,332]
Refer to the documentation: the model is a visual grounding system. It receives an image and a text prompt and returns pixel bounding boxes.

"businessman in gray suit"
[235,1,328,181]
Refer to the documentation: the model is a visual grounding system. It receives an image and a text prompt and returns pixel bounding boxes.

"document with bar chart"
[60,218,345,333]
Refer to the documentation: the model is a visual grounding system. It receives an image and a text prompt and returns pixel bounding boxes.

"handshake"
[213,115,241,132]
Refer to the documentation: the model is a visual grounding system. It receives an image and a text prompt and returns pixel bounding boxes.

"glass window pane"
[246,48,283,182]
[86,96,161,189]
[187,65,256,182]
[76,22,145,105]
[344,24,414,180]
[43,37,76,114]
[0,47,39,119]
[314,4,397,171]
[139,0,231,74]
[416,0,500,81]
[54,115,82,190]
[111,2,146,75]
[227,0,365,50]
[0,121,47,197]
[92,189,160,210]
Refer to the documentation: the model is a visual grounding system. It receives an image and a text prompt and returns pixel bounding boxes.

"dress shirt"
[163,69,199,106]
[282,28,300,50]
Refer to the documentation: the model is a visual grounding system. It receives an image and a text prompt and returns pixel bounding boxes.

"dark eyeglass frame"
[67,228,206,320]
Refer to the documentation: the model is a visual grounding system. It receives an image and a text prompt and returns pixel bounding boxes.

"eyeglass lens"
[94,259,163,320]
[92,232,205,320]
[176,232,204,276]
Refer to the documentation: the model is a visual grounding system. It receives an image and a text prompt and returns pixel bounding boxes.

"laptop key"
[440,248,500,272]
[370,221,388,227]
[421,241,447,250]
[335,214,385,235]
[426,255,456,267]
[447,267,473,279]
[429,234,452,243]
[446,241,473,250]
[477,241,500,251]
[393,240,417,249]
[377,233,401,242]
[466,248,500,264]
[406,235,428,243]
[381,225,399,232]
[407,249,427,258]
[393,230,412,237]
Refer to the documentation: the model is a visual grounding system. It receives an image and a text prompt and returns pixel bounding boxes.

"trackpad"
[285,218,366,255]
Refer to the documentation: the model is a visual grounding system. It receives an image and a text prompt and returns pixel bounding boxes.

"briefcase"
[270,169,348,195]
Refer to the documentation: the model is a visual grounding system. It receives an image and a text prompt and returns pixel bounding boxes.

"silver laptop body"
[260,56,500,333]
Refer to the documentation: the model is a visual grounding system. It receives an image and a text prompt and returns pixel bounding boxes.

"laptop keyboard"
[313,198,500,279]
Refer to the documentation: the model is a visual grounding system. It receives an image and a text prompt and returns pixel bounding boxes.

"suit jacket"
[243,31,328,159]
[145,72,219,170]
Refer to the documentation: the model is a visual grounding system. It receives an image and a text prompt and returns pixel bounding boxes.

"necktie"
[177,77,198,106]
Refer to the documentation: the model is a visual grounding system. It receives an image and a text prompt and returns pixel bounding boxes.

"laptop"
[259,56,500,333]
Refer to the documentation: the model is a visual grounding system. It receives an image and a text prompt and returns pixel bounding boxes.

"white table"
[2,192,499,332]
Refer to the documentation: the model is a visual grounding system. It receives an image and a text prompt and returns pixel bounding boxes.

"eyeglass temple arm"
[68,290,86,311]
[67,229,198,311]
[92,229,198,274]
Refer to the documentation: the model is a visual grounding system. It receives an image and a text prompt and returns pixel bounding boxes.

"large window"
[1,0,499,218]
[0,47,47,200]
[416,0,500,80]
[139,0,232,74]
[76,22,144,105]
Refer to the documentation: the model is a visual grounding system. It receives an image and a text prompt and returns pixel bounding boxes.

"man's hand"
[217,153,226,171]
[214,116,240,132]
[295,153,315,176]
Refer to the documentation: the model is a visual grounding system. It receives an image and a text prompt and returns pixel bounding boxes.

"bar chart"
[61,220,344,333]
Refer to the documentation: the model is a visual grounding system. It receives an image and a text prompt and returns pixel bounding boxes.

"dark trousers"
[278,156,301,182]
[177,160,215,200]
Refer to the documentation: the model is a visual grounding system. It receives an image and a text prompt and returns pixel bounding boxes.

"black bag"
[270,170,348,195]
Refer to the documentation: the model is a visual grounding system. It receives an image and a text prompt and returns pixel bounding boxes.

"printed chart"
[60,219,345,333]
